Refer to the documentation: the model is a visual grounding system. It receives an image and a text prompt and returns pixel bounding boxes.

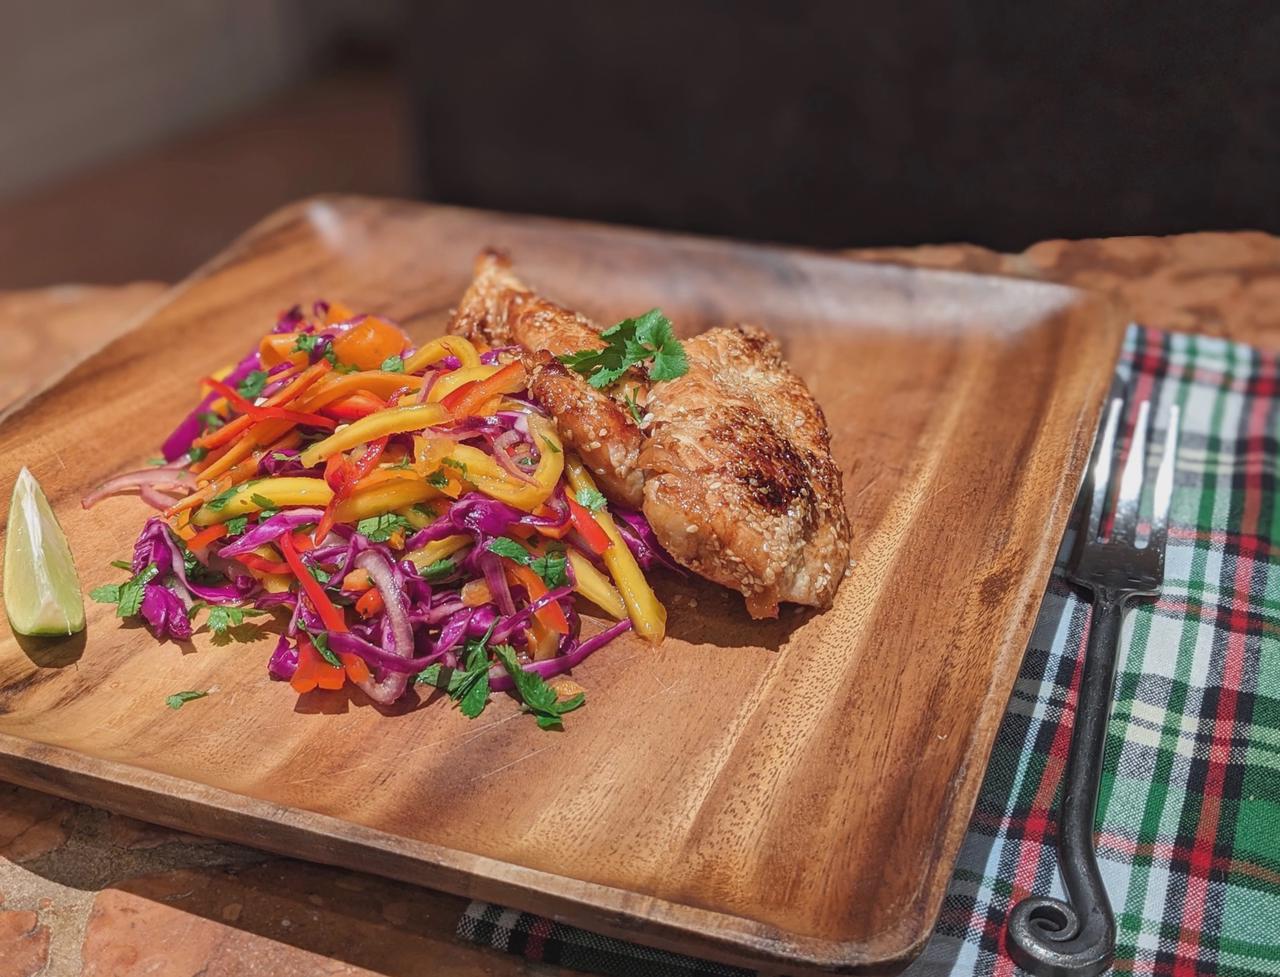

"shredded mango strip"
[402,335,481,373]
[436,416,563,512]
[565,455,666,642]
[190,477,334,526]
[426,365,500,403]
[299,403,450,468]
[298,371,424,411]
[565,549,627,620]
[332,479,444,524]
[404,534,470,570]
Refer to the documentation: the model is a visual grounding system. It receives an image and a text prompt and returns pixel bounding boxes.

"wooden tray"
[0,197,1123,973]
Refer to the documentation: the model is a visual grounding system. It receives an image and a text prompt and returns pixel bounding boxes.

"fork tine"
[1147,404,1181,549]
[1112,400,1151,542]
[1084,397,1125,541]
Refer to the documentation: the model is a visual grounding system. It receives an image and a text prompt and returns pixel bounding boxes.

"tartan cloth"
[458,326,1280,977]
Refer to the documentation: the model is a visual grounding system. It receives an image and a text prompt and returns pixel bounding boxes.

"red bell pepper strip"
[504,562,570,634]
[200,376,336,431]
[441,361,525,416]
[186,524,227,551]
[279,532,347,632]
[195,360,332,451]
[234,552,293,575]
[313,437,388,544]
[566,495,611,555]
[323,391,387,420]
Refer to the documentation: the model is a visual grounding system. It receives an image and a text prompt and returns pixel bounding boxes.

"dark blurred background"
[2,0,1277,288]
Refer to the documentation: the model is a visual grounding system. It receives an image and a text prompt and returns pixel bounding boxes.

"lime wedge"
[4,467,86,636]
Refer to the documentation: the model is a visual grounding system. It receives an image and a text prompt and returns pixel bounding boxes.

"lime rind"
[4,467,86,636]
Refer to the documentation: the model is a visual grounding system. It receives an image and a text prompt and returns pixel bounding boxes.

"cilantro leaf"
[206,605,244,635]
[187,446,207,462]
[310,631,343,669]
[387,456,414,470]
[165,690,209,710]
[540,434,561,454]
[456,635,492,718]
[307,564,331,584]
[575,487,607,512]
[487,537,529,563]
[421,557,457,582]
[236,370,269,400]
[415,663,446,686]
[558,308,687,389]
[355,513,411,543]
[491,644,585,729]
[89,583,121,604]
[223,516,249,538]
[198,411,224,431]
[249,493,276,510]
[293,333,320,354]
[114,564,158,617]
[528,551,567,588]
[256,508,279,522]
[441,458,467,477]
[204,485,239,512]
[380,354,405,373]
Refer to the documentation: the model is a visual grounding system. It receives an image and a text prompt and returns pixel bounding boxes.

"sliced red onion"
[478,551,516,616]
[160,350,261,461]
[488,619,632,691]
[82,467,195,510]
[489,429,538,484]
[352,548,415,704]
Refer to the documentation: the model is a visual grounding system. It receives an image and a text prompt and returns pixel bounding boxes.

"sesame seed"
[686,525,698,533]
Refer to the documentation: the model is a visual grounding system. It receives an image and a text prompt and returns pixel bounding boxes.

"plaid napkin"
[458,326,1280,977]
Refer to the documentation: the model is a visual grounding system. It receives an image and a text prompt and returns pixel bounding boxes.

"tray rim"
[0,196,1128,974]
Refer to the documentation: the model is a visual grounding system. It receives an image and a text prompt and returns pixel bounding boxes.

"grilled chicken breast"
[448,250,647,506]
[448,251,850,616]
[639,325,849,617]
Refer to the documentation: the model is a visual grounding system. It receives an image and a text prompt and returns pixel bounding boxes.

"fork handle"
[1007,586,1124,977]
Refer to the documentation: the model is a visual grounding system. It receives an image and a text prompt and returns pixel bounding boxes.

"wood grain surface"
[0,197,1124,973]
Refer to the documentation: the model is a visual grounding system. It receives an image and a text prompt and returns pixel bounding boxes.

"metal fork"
[1007,396,1181,977]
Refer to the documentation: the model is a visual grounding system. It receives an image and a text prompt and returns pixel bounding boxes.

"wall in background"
[0,0,401,201]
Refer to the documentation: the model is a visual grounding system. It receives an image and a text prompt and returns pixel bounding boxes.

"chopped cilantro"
[355,513,412,542]
[387,456,414,470]
[441,458,467,477]
[426,469,449,489]
[249,493,276,510]
[558,308,687,389]
[293,333,320,354]
[145,457,167,467]
[412,503,437,519]
[198,411,224,431]
[421,557,456,581]
[529,550,568,588]
[223,516,249,538]
[491,644,585,729]
[109,559,133,571]
[204,485,239,512]
[91,564,158,618]
[487,537,529,563]
[575,487,607,512]
[539,435,561,454]
[236,370,269,400]
[187,446,207,463]
[256,508,279,522]
[310,631,343,669]
[380,354,405,373]
[307,564,331,584]
[165,690,209,710]
[271,451,293,461]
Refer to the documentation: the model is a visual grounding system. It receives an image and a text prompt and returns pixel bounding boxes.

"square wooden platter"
[0,198,1123,973]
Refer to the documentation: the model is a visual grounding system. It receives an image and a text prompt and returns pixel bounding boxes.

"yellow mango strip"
[564,455,666,642]
[299,403,450,468]
[402,335,481,373]
[332,478,444,524]
[190,477,334,526]
[446,417,562,511]
[405,534,471,570]
[296,371,424,411]
[566,549,627,620]
[425,365,500,403]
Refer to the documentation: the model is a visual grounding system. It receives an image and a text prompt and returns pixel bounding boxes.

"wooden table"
[2,229,1278,976]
